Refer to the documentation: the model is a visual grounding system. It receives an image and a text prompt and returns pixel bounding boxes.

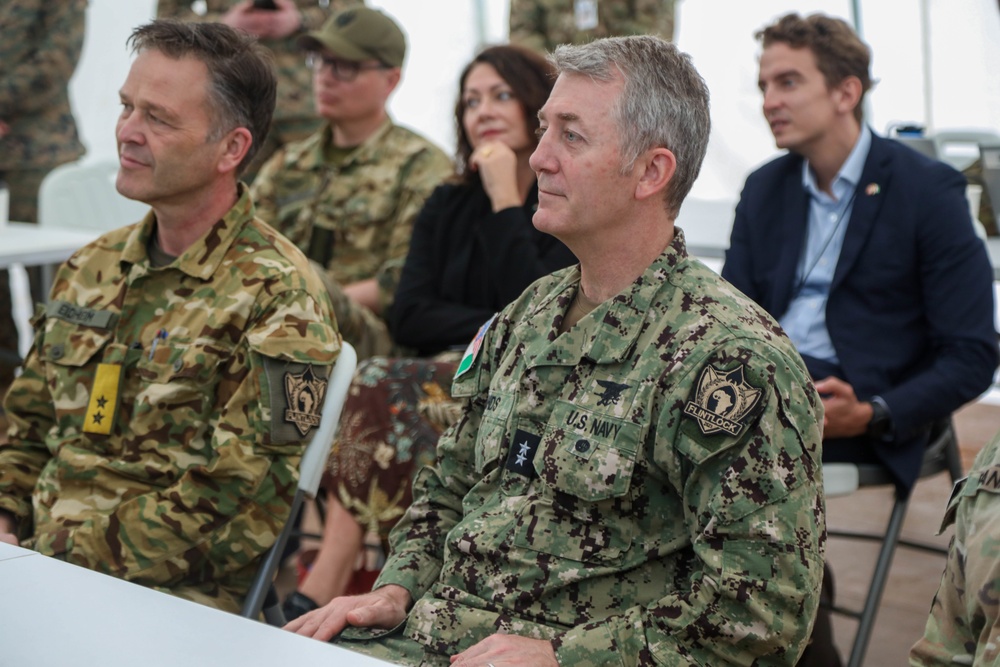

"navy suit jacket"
[722,133,998,492]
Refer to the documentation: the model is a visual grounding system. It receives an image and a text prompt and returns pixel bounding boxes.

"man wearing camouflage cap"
[0,20,340,612]
[251,6,451,360]
[286,35,826,666]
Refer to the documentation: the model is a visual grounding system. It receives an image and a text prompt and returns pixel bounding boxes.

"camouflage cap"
[298,7,406,68]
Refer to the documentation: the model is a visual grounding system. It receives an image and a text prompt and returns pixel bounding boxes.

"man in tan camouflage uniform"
[0,20,340,613]
[0,1,87,382]
[156,0,364,181]
[509,0,675,52]
[911,428,1000,665]
[286,35,826,666]
[251,7,451,360]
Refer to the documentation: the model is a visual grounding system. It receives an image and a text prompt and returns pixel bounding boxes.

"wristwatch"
[866,396,893,441]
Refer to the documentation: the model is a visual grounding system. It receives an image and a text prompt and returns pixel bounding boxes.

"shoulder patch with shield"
[683,364,763,437]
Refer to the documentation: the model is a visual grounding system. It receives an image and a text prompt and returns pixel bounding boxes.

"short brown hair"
[756,13,872,123]
[128,20,277,174]
[453,44,555,185]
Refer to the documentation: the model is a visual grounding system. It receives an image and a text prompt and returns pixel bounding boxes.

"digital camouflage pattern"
[250,120,451,310]
[0,0,86,170]
[155,0,364,173]
[347,229,826,666]
[910,429,1000,666]
[0,186,340,612]
[508,0,675,53]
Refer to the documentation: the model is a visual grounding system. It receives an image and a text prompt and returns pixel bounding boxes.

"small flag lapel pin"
[865,183,881,196]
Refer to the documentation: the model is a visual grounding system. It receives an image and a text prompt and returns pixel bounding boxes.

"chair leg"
[846,494,910,667]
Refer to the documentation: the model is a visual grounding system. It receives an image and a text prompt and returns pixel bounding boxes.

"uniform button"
[575,439,591,453]
[173,358,184,373]
[50,345,64,360]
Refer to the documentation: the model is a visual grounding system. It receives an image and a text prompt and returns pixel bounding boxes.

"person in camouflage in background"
[156,0,364,181]
[286,35,826,666]
[0,20,340,613]
[910,427,1000,665]
[509,0,675,52]
[0,0,87,383]
[251,7,451,361]
[963,158,998,237]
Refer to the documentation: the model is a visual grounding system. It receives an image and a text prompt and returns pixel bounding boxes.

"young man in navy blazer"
[722,13,998,666]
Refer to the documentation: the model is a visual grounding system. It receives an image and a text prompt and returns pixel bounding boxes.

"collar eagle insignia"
[683,364,763,437]
[284,365,328,437]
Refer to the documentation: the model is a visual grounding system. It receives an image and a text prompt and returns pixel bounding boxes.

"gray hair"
[550,36,710,217]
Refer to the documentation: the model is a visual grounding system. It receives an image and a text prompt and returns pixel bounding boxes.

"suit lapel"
[832,134,891,290]
[773,160,809,315]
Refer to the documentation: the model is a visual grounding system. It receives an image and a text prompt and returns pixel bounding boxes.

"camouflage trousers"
[313,261,395,362]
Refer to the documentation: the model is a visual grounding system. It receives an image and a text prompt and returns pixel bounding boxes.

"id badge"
[574,0,599,31]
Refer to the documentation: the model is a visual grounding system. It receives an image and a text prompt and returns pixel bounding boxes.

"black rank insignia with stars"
[505,429,540,478]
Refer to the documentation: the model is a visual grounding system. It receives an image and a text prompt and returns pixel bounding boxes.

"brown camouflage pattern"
[0,186,340,612]
[354,229,826,665]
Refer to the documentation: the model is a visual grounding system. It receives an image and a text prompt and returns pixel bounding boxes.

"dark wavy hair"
[128,20,277,175]
[756,13,872,124]
[453,44,555,185]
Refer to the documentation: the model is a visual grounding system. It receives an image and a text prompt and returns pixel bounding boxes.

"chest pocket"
[131,342,224,422]
[513,401,640,565]
[41,318,114,428]
[474,391,514,475]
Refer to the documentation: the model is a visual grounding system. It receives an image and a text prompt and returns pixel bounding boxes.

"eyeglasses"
[305,53,390,82]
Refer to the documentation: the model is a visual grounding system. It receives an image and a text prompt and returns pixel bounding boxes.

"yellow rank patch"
[83,363,122,435]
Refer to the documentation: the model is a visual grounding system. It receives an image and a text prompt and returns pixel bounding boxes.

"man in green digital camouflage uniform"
[910,428,1000,665]
[251,7,451,360]
[286,35,826,666]
[0,0,87,382]
[509,0,675,52]
[0,20,340,613]
[156,0,364,181]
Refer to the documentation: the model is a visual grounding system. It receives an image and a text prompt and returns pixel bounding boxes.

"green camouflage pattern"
[963,158,998,237]
[366,229,826,665]
[508,0,675,53]
[910,429,1000,666]
[250,120,451,307]
[0,0,86,169]
[0,186,340,612]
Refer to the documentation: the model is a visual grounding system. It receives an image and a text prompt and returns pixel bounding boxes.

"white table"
[0,223,99,360]
[0,542,396,667]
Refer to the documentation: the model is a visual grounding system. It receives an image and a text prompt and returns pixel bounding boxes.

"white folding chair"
[38,158,149,232]
[240,341,358,624]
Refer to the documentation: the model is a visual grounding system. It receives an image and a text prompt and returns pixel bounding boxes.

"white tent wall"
[70,0,1000,202]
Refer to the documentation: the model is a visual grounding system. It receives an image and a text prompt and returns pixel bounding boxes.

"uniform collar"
[120,183,256,281]
[291,117,396,171]
[516,228,691,367]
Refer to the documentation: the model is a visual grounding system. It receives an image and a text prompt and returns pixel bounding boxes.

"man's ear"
[635,147,677,201]
[835,75,863,116]
[217,127,252,175]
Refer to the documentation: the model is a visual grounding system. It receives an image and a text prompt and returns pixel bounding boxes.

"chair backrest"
[979,143,1000,234]
[240,340,357,621]
[932,129,1000,171]
[892,136,939,161]
[38,159,149,232]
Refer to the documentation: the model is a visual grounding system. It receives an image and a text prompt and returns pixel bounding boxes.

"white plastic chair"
[38,158,149,232]
[240,341,358,623]
[932,129,1000,172]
